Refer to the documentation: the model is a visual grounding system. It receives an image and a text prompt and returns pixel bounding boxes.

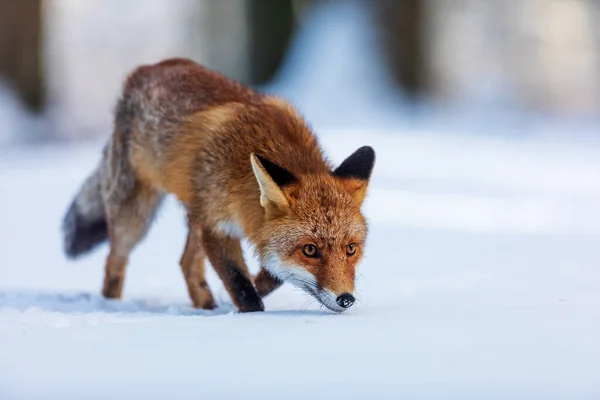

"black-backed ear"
[255,154,297,187]
[251,153,297,210]
[333,146,375,181]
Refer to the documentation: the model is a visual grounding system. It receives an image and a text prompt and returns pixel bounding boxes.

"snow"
[1,131,600,399]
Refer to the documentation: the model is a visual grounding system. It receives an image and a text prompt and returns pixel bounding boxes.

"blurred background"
[1,0,600,147]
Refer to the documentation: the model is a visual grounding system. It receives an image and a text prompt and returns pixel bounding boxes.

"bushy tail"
[62,163,108,258]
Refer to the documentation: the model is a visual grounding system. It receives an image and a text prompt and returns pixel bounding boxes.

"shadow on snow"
[0,290,333,317]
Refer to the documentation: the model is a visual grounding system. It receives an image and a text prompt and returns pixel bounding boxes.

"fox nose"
[336,293,355,308]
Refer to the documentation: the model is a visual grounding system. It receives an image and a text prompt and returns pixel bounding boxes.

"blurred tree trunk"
[0,0,44,112]
[373,0,425,95]
[198,0,251,84]
[247,0,295,84]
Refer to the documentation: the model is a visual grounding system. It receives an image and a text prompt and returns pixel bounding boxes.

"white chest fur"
[215,220,245,239]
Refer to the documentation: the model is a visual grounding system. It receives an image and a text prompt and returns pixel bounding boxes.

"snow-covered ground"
[1,130,599,399]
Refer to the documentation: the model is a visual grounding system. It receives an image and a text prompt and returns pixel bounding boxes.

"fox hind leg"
[180,229,216,309]
[102,182,163,299]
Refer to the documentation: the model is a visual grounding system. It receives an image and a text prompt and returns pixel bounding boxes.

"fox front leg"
[200,229,264,312]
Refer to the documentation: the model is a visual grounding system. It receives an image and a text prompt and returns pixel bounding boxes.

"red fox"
[62,58,375,313]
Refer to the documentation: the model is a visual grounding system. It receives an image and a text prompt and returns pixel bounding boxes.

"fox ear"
[334,146,375,205]
[334,146,375,181]
[250,153,296,210]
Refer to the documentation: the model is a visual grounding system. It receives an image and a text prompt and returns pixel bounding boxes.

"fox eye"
[302,244,318,258]
[346,243,357,256]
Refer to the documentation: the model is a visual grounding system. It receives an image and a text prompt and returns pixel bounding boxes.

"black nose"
[336,293,355,308]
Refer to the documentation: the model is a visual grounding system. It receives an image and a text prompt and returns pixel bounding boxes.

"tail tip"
[62,201,108,258]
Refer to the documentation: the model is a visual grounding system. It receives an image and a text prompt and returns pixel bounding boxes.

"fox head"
[250,146,375,312]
